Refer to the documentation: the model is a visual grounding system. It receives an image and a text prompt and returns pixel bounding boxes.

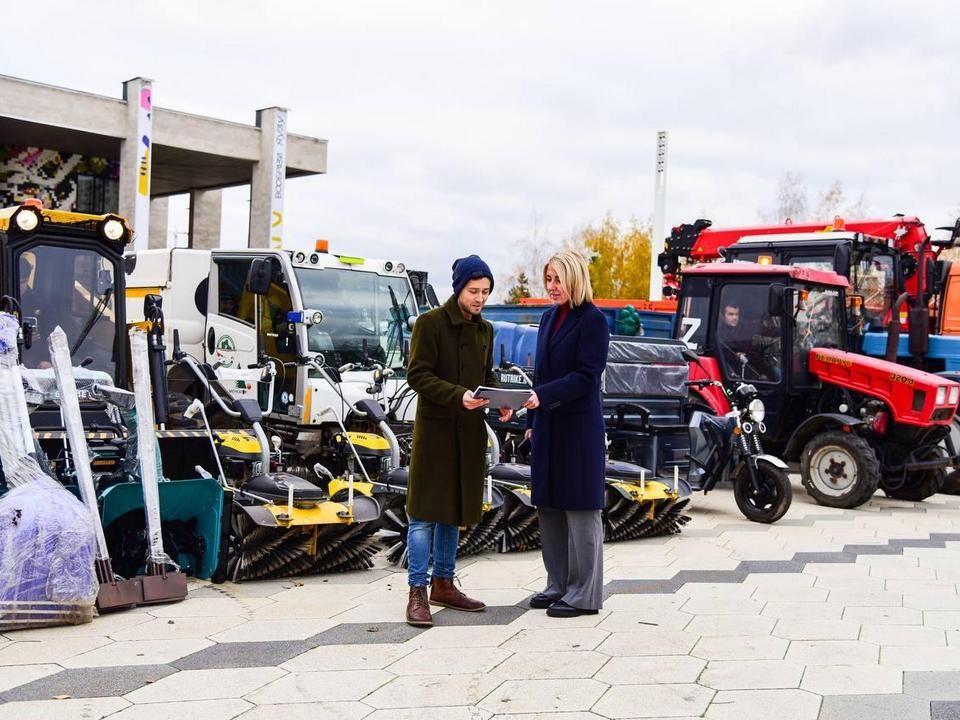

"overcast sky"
[6,1,959,297]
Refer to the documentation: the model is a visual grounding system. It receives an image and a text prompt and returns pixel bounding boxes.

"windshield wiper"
[71,288,113,356]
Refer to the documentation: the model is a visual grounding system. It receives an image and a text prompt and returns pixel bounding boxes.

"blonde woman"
[521,249,610,617]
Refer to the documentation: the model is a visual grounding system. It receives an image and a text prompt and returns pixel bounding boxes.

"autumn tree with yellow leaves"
[571,214,653,299]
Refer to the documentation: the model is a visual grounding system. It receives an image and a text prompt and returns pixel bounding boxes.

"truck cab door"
[206,256,259,376]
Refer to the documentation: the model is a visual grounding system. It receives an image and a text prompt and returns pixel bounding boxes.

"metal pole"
[649,131,668,301]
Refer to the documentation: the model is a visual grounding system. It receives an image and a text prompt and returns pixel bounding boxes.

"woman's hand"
[521,391,540,410]
[524,429,532,442]
[462,389,489,410]
[499,406,513,422]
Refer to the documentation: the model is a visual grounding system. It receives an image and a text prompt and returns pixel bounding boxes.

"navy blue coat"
[527,302,610,510]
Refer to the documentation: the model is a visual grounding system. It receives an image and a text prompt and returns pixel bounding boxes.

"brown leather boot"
[430,576,486,612]
[406,586,433,627]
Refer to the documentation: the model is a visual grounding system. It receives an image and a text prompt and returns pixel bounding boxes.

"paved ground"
[6,479,960,719]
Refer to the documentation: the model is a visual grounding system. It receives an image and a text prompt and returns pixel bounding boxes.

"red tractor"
[677,262,960,508]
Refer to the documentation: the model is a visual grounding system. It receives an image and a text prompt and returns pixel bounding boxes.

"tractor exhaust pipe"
[885,292,911,363]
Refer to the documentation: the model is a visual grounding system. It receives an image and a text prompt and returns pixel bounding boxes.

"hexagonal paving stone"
[365,709,492,720]
[818,693,930,720]
[771,617,861,641]
[861,624,946,647]
[594,655,706,685]
[699,659,803,690]
[902,669,960,700]
[105,699,254,720]
[125,666,287,703]
[593,683,714,719]
[491,650,609,680]
[684,614,776,637]
[479,678,607,715]
[784,640,879,666]
[705,688,821,720]
[500,627,610,653]
[0,697,130,720]
[386,646,511,676]
[800,664,903,695]
[692,635,788,661]
[596,630,699,657]
[881,646,960,670]
[244,669,393,704]
[281,642,413,671]
[842,606,922,625]
[365,674,503,709]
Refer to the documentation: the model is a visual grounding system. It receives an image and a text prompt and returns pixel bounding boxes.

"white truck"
[126,243,421,479]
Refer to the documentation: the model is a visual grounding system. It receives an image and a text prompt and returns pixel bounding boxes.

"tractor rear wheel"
[884,447,946,502]
[801,431,880,509]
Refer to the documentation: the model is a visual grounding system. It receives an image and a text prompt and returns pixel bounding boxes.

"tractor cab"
[677,263,847,447]
[0,202,130,379]
[0,202,131,431]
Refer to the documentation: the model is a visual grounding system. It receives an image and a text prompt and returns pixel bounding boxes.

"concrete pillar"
[118,77,154,251]
[188,189,223,249]
[148,197,169,249]
[249,106,288,249]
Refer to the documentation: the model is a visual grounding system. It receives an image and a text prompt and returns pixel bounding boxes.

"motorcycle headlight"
[748,398,765,423]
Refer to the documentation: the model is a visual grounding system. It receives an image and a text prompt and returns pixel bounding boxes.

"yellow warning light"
[833,215,846,231]
[315,239,329,253]
[758,255,773,265]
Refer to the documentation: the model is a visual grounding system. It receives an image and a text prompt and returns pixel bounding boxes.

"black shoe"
[546,600,599,618]
[529,592,560,609]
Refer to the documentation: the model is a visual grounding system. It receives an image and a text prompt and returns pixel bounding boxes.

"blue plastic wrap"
[0,314,98,629]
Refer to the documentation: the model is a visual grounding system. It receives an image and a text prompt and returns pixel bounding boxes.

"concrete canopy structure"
[0,74,327,249]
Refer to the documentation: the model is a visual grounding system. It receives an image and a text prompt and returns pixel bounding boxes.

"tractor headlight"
[950,386,959,405]
[101,218,126,241]
[396,263,406,273]
[13,206,42,232]
[937,386,947,405]
[310,310,324,326]
[748,398,765,423]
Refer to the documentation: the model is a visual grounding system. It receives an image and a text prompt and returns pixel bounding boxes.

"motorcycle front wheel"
[733,460,792,523]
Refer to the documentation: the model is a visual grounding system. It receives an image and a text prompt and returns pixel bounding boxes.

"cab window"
[215,259,255,325]
[792,286,843,384]
[676,277,710,350]
[714,283,781,383]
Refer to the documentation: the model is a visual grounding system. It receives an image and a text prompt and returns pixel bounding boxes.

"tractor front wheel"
[801,431,880,509]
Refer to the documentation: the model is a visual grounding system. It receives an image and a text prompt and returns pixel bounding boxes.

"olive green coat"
[406,295,497,526]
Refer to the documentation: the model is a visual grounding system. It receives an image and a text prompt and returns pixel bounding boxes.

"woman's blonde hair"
[543,249,593,307]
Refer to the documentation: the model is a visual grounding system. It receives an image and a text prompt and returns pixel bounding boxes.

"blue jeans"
[407,517,459,587]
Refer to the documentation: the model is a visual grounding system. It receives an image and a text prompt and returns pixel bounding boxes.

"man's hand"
[524,429,532,442]
[521,391,540,410]
[462,389,489,410]
[499,406,513,422]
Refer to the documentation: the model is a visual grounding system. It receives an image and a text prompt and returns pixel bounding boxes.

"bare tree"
[760,172,870,224]
[500,209,558,301]
[760,171,808,224]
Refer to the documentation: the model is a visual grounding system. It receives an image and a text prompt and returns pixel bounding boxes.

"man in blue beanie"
[403,254,510,626]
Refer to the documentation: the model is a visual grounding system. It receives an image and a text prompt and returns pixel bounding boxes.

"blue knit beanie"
[451,255,494,296]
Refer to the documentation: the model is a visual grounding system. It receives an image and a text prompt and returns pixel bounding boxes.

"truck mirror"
[247,258,272,295]
[768,284,786,316]
[143,293,163,320]
[901,254,917,279]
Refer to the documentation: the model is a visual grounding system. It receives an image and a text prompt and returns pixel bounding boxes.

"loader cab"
[0,204,130,381]
[676,264,849,449]
[725,232,899,334]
